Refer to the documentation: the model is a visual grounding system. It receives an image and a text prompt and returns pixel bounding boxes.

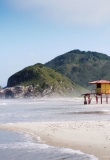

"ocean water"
[0,97,109,160]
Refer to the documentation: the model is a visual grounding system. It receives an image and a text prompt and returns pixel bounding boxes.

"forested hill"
[7,63,85,96]
[45,49,110,88]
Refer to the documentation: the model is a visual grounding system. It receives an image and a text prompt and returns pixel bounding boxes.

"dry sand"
[0,121,110,160]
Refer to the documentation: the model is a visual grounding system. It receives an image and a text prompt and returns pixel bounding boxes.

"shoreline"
[0,121,110,160]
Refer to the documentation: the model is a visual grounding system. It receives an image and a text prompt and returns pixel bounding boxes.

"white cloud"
[5,0,110,26]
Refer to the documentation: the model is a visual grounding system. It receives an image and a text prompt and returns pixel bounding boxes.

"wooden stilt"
[106,94,108,104]
[88,95,91,104]
[84,95,87,105]
[101,94,102,104]
[96,96,98,104]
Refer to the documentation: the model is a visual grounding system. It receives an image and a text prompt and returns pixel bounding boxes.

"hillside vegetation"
[45,49,110,88]
[7,63,85,96]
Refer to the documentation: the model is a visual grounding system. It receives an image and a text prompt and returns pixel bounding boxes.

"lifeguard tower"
[83,80,110,104]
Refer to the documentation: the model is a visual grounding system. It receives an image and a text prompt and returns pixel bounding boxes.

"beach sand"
[0,121,110,160]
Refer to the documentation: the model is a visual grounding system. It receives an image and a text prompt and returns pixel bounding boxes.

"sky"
[1,0,110,87]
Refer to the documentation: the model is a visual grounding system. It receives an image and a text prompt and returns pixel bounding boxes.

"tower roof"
[89,80,110,84]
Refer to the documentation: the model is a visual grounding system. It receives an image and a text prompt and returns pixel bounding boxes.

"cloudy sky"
[1,0,110,86]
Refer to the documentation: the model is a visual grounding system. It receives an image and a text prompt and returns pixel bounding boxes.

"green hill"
[7,63,85,96]
[45,49,110,88]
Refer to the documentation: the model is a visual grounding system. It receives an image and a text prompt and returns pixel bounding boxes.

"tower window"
[97,83,101,88]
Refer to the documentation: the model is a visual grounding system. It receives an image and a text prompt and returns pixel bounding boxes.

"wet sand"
[0,121,110,160]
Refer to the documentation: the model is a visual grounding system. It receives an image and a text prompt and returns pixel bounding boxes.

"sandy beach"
[0,121,110,160]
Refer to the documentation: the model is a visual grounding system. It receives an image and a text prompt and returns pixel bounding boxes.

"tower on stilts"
[83,80,110,104]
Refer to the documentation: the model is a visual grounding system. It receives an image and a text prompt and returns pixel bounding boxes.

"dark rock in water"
[0,85,34,99]
[5,90,14,99]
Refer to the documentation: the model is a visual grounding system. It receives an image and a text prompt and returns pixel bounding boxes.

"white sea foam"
[0,140,98,160]
[0,140,50,150]
[58,148,98,160]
